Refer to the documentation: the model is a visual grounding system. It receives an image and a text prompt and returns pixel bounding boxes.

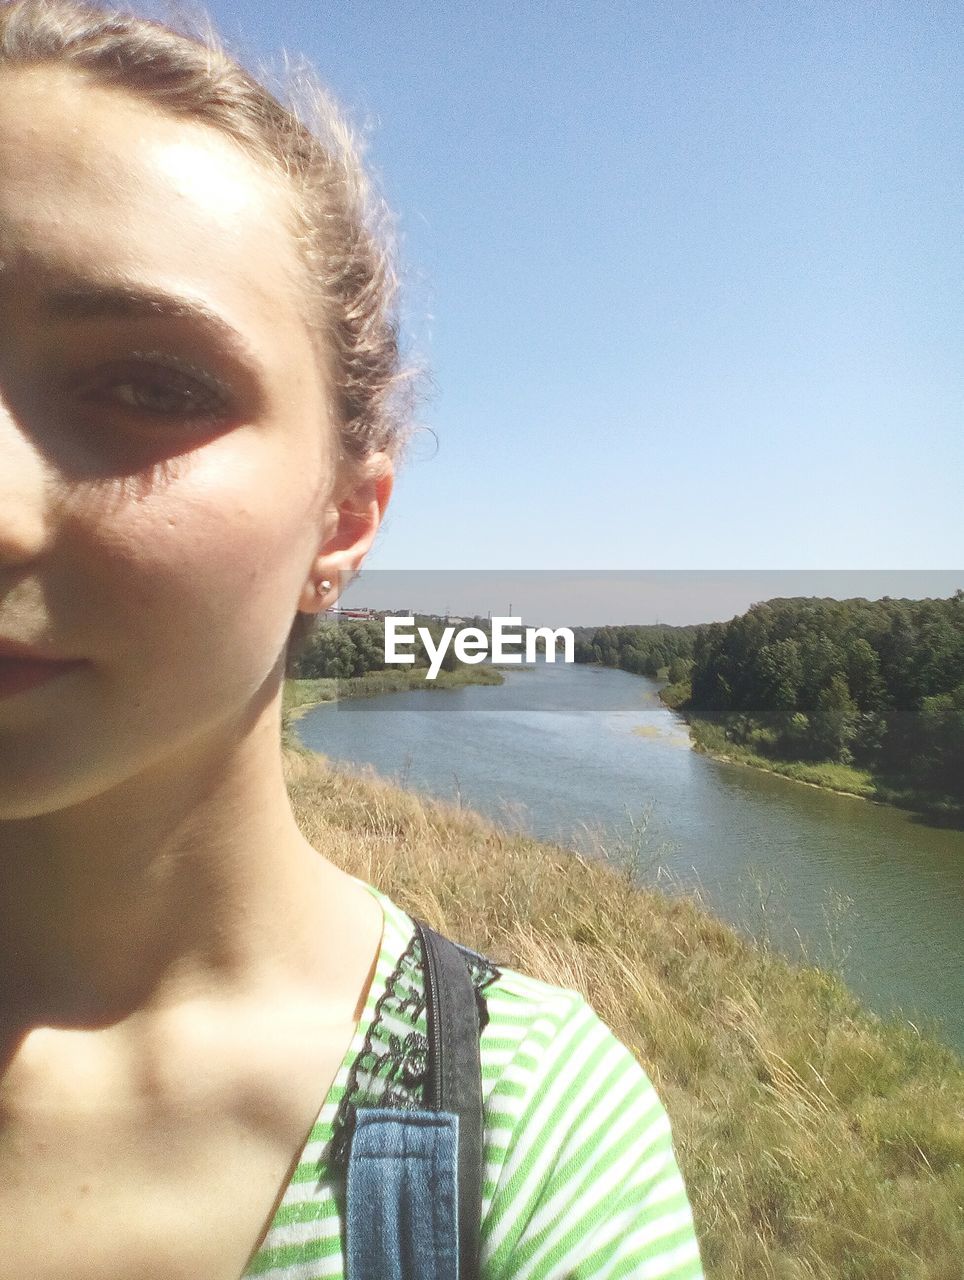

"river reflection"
[297,661,964,1052]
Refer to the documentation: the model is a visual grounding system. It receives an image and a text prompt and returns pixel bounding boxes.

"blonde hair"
[0,0,413,466]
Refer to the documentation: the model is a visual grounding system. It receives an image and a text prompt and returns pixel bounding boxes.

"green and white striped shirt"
[243,884,704,1280]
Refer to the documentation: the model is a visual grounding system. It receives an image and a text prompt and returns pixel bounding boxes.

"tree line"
[290,616,485,679]
[572,624,699,677]
[573,594,964,802]
[682,592,964,798]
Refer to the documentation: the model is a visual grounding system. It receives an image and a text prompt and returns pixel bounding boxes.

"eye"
[110,374,222,417]
[71,353,235,426]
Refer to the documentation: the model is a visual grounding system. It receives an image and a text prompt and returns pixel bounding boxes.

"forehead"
[0,65,310,344]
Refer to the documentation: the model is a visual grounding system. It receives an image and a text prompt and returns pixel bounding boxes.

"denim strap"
[345,923,483,1280]
[346,1108,460,1280]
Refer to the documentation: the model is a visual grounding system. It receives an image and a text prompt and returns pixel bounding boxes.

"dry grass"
[285,746,964,1280]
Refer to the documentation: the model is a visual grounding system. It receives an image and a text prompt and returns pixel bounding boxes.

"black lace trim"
[458,943,501,1036]
[328,927,500,1168]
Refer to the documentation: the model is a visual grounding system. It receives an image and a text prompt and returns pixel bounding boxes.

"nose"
[0,389,51,566]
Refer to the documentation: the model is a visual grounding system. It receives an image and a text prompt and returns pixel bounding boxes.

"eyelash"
[73,351,234,425]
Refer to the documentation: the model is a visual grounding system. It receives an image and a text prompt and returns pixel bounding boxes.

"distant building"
[328,606,378,620]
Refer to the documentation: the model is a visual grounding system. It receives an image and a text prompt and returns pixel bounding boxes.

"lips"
[0,649,86,699]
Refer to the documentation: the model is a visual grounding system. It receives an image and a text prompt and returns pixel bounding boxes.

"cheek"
[67,446,323,676]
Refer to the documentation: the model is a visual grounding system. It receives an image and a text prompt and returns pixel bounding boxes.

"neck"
[0,695,349,1029]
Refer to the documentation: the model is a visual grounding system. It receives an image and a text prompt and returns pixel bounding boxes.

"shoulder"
[359,888,703,1278]
[477,968,703,1280]
[479,964,639,1117]
[480,961,657,1111]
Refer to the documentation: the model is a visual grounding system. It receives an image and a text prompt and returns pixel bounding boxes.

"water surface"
[297,662,964,1052]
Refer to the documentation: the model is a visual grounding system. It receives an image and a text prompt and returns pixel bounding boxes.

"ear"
[298,452,394,613]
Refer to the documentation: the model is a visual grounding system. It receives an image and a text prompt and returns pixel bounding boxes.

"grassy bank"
[682,714,881,798]
[659,681,964,824]
[285,745,963,1279]
[283,665,504,720]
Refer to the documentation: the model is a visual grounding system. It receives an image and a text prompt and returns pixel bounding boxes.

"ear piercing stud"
[318,579,332,593]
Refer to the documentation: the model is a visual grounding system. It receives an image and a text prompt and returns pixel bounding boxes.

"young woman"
[0,2,704,1276]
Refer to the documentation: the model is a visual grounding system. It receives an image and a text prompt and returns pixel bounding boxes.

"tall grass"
[285,745,964,1280]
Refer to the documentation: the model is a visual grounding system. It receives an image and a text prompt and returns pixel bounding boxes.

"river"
[296,660,964,1053]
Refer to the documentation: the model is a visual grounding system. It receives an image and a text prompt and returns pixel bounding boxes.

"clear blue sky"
[200,0,962,574]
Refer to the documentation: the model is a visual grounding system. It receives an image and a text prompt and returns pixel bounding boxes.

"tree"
[797,633,844,712]
[917,682,964,798]
[810,673,859,762]
[755,639,803,717]
[668,656,694,686]
[845,637,884,714]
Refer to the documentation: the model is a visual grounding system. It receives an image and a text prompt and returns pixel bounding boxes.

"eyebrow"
[39,282,259,362]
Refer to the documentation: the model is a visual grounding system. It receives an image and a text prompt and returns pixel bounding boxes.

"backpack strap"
[418,921,484,1280]
[345,921,484,1280]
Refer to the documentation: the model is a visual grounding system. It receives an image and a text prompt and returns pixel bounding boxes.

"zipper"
[416,920,444,1110]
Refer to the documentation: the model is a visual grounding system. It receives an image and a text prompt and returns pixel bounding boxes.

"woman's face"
[0,67,369,818]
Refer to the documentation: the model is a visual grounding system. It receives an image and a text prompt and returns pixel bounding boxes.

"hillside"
[284,745,963,1280]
